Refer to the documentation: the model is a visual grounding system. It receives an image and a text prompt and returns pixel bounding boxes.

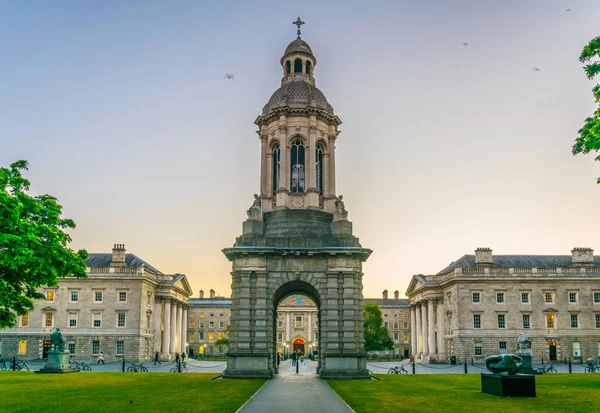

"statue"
[333,195,348,221]
[516,333,531,354]
[485,354,524,375]
[246,194,262,220]
[50,328,66,352]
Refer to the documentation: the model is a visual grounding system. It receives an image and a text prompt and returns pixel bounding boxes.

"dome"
[262,81,334,115]
[284,39,313,56]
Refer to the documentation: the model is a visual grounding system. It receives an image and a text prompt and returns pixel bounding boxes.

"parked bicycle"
[535,364,557,374]
[0,360,10,370]
[585,360,598,373]
[127,363,148,373]
[170,362,188,373]
[72,361,92,372]
[388,365,408,374]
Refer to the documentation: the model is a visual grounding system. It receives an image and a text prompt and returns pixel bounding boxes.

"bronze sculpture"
[50,328,66,352]
[485,354,524,375]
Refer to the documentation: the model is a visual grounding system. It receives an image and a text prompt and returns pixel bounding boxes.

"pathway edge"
[234,379,271,413]
[323,380,356,413]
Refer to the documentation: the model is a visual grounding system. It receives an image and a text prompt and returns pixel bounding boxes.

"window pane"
[92,340,99,355]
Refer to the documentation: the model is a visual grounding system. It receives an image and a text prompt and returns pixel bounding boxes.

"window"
[45,312,53,327]
[209,313,214,318]
[473,314,481,329]
[294,58,302,73]
[315,331,319,340]
[117,313,126,328]
[278,333,283,342]
[569,292,578,304]
[209,321,214,328]
[522,314,531,329]
[278,320,283,328]
[190,313,195,318]
[316,144,323,195]
[20,313,29,327]
[475,342,483,356]
[218,332,224,340]
[472,292,480,303]
[46,290,55,302]
[403,335,409,341]
[199,332,204,340]
[70,290,79,303]
[272,144,281,194]
[573,342,581,357]
[18,340,27,355]
[496,292,505,304]
[278,312,282,317]
[200,313,204,318]
[218,346,224,354]
[200,322,204,329]
[94,291,103,303]
[190,321,195,328]
[403,322,408,329]
[384,322,389,329]
[69,312,78,327]
[93,313,102,328]
[189,333,194,341]
[220,314,224,318]
[290,140,305,193]
[394,323,399,329]
[285,60,291,75]
[295,316,302,328]
[546,314,555,328]
[596,314,600,328]
[594,292,600,303]
[497,314,506,329]
[394,332,399,340]
[394,313,399,318]
[209,332,214,341]
[499,342,507,355]
[521,292,530,304]
[305,61,311,75]
[116,341,124,356]
[384,313,389,318]
[92,340,99,356]
[68,342,75,354]
[118,291,127,303]
[219,321,224,328]
[403,313,409,318]
[571,314,579,328]
[545,292,554,304]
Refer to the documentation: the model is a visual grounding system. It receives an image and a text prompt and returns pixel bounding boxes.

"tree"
[0,160,88,329]
[363,302,394,352]
[215,323,230,347]
[573,36,600,184]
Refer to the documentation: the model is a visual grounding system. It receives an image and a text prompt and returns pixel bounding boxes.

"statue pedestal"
[36,350,78,374]
[518,354,537,375]
[481,373,536,397]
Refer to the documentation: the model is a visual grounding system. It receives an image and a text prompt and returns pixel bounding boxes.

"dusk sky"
[2,1,599,299]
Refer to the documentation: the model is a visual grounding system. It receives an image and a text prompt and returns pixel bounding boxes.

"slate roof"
[188,298,232,308]
[85,253,161,274]
[284,39,313,56]
[262,81,334,116]
[437,254,600,275]
[364,298,410,308]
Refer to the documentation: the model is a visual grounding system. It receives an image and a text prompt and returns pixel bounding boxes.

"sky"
[2,0,600,299]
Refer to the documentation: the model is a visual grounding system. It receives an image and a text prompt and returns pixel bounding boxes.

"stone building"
[365,290,411,358]
[0,244,192,362]
[406,247,600,363]
[187,289,231,358]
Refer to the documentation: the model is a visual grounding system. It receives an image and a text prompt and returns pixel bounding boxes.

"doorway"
[548,340,557,361]
[293,338,305,354]
[42,340,50,359]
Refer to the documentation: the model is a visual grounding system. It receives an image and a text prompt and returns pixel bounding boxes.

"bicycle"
[170,362,188,372]
[388,365,408,374]
[584,361,598,373]
[0,360,10,371]
[535,364,557,374]
[127,363,148,372]
[72,361,92,372]
[13,361,30,371]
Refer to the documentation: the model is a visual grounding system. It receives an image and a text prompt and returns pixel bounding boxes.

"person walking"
[97,352,105,365]
[154,351,161,366]
[181,352,186,366]
[277,352,281,367]
[291,351,296,366]
[175,353,180,364]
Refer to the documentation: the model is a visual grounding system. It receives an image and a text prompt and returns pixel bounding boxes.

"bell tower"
[224,19,371,379]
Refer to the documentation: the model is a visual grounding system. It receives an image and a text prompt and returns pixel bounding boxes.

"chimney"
[111,244,126,266]
[475,247,493,265]
[394,290,399,300]
[210,289,215,299]
[382,289,388,300]
[199,290,204,299]
[571,247,594,265]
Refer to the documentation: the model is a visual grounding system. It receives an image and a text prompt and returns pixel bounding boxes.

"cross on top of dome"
[293,16,305,39]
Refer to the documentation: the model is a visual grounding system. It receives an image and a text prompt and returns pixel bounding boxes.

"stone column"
[415,304,422,354]
[260,134,268,196]
[421,302,428,357]
[178,305,185,353]
[182,306,188,355]
[328,134,336,195]
[278,125,288,190]
[153,298,162,352]
[436,300,445,361]
[169,300,177,354]
[428,299,435,359]
[308,312,312,342]
[266,153,273,197]
[162,299,171,358]
[176,304,183,353]
[410,305,416,355]
[307,124,316,190]
[323,153,330,196]
[286,312,290,342]
[253,271,268,353]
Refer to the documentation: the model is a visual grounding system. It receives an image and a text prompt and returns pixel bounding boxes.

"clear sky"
[2,0,600,299]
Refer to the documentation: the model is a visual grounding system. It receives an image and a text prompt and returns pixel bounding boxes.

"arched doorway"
[548,340,557,361]
[293,338,305,354]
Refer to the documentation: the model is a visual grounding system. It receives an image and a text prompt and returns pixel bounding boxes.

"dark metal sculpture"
[485,354,524,375]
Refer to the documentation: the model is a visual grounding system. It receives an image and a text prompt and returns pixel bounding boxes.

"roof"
[85,253,161,274]
[437,254,600,275]
[262,81,334,116]
[364,298,410,308]
[188,298,232,308]
[284,39,313,56]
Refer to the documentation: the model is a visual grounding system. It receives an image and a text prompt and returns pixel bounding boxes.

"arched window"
[316,144,323,195]
[272,144,280,195]
[290,140,305,193]
[306,61,312,76]
[285,61,291,75]
[294,58,303,73]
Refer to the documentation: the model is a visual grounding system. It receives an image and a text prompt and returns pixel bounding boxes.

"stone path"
[238,360,353,413]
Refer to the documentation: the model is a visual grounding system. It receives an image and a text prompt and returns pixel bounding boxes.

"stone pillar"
[307,124,317,190]
[308,312,312,342]
[428,299,435,359]
[421,302,428,357]
[436,300,445,361]
[153,298,162,352]
[162,299,171,358]
[278,125,288,190]
[176,304,183,353]
[169,300,177,353]
[328,135,336,195]
[260,134,268,196]
[323,153,330,196]
[266,152,273,197]
[253,271,268,354]
[183,307,188,355]
[410,305,416,355]
[415,304,422,354]
[286,312,290,342]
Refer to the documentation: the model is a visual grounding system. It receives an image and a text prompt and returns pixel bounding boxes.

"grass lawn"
[0,372,266,413]
[327,374,600,413]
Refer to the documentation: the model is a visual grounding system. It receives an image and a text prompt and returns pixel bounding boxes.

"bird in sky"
[533,67,541,72]
[225,74,234,80]
[462,42,469,47]
[566,9,571,12]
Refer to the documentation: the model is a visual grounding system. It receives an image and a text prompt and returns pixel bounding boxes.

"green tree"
[215,323,230,347]
[363,302,394,352]
[0,160,88,329]
[573,36,600,183]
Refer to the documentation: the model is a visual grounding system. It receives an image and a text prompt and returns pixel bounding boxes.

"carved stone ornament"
[333,195,348,221]
[291,195,304,208]
[279,125,288,133]
[246,194,263,220]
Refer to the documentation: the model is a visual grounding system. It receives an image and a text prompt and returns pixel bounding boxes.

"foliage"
[573,36,600,184]
[0,160,88,328]
[363,303,394,352]
[215,323,230,347]
[0,373,266,413]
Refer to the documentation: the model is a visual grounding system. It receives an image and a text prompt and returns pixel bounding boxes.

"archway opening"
[294,58,303,73]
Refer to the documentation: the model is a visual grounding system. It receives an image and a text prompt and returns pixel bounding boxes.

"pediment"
[543,307,559,313]
[405,276,426,297]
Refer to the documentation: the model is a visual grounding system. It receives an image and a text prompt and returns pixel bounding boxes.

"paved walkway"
[238,360,352,413]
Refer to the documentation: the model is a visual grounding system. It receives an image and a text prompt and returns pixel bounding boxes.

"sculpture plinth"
[481,354,535,397]
[36,350,78,374]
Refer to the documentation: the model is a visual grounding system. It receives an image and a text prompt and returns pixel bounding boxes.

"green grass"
[327,374,600,413]
[0,372,266,413]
